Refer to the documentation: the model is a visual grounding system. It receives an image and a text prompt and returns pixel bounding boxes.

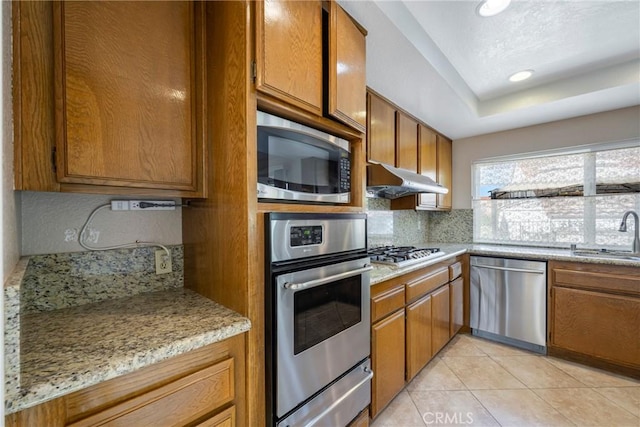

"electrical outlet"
[111,200,130,211]
[130,200,176,211]
[155,249,172,274]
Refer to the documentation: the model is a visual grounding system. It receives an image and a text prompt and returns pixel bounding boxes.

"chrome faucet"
[619,210,640,254]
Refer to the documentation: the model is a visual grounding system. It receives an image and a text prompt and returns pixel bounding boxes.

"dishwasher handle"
[471,264,545,275]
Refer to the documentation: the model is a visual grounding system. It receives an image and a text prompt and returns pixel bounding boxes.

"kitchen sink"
[571,248,640,261]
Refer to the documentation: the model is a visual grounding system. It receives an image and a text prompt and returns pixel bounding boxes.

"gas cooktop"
[367,246,446,267]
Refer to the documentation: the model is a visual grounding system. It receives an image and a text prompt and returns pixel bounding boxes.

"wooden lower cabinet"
[371,309,405,418]
[552,287,640,368]
[549,260,640,376]
[348,408,370,427]
[431,285,451,356]
[197,406,236,427]
[370,256,468,419]
[6,334,245,427]
[406,294,432,381]
[449,277,464,337]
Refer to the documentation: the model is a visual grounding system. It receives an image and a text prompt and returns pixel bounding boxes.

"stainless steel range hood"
[366,162,448,199]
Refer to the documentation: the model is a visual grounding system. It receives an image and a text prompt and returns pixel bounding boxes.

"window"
[473,141,640,248]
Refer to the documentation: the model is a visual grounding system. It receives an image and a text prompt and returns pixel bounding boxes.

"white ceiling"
[338,0,640,139]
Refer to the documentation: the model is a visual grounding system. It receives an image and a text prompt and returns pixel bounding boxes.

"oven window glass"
[258,133,340,194]
[293,275,361,354]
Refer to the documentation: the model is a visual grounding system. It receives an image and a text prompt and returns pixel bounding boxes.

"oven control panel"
[290,226,323,247]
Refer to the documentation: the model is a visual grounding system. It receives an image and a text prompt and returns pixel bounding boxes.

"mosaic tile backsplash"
[19,245,184,313]
[428,209,474,243]
[365,198,473,246]
[366,198,430,247]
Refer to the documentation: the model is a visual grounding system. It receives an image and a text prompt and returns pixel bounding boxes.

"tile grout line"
[439,339,505,427]
[459,337,577,426]
[589,387,640,420]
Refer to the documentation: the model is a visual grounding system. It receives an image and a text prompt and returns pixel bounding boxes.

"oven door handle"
[283,265,373,290]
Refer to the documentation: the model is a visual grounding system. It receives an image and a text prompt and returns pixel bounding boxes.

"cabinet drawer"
[371,284,405,323]
[553,267,640,296]
[70,358,234,427]
[448,262,462,281]
[406,267,449,302]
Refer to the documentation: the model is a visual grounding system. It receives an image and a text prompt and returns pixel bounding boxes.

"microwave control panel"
[339,156,351,192]
[290,226,323,247]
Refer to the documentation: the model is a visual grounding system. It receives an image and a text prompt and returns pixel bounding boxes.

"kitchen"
[2,0,639,426]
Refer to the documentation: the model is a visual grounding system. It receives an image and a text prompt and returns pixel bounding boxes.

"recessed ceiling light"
[509,70,534,82]
[476,0,511,17]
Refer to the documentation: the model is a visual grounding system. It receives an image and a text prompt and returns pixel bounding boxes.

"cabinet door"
[436,135,452,210]
[431,285,451,356]
[196,406,235,427]
[255,0,323,115]
[54,2,205,195]
[328,3,366,132]
[552,287,640,367]
[450,277,464,338]
[406,294,432,381]
[348,408,370,427]
[395,112,418,173]
[418,124,437,209]
[371,310,405,418]
[367,92,396,166]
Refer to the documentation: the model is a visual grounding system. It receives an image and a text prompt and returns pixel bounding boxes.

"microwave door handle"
[283,265,372,291]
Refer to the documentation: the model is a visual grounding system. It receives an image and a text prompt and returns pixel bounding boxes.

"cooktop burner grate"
[367,246,445,266]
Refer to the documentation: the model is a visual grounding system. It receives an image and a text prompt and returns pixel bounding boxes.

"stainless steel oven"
[265,213,372,427]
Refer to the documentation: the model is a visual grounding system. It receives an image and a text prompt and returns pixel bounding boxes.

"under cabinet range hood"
[366,162,448,199]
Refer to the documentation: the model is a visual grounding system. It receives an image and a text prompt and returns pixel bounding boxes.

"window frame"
[472,138,640,249]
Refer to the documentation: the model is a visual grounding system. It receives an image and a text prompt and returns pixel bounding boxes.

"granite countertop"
[370,243,640,285]
[6,288,251,415]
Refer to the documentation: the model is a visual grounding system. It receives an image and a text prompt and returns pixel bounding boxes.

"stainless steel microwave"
[257,111,351,204]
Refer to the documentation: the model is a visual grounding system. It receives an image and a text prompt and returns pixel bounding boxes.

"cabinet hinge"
[251,61,257,83]
[51,147,57,174]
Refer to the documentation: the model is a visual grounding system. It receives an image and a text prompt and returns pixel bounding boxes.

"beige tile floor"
[371,334,640,427]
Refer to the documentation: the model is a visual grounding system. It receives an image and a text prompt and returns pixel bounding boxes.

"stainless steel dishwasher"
[470,256,547,353]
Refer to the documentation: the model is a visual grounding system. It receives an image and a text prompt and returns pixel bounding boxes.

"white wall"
[21,192,183,255]
[452,106,640,209]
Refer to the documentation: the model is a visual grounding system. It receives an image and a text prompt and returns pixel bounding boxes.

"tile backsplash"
[428,209,473,243]
[365,198,473,245]
[366,198,429,247]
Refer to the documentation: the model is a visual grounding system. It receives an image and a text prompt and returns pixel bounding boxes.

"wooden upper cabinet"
[395,112,418,173]
[255,0,323,115]
[418,124,437,209]
[53,1,205,195]
[391,130,451,211]
[327,3,366,133]
[367,92,396,165]
[437,135,452,209]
